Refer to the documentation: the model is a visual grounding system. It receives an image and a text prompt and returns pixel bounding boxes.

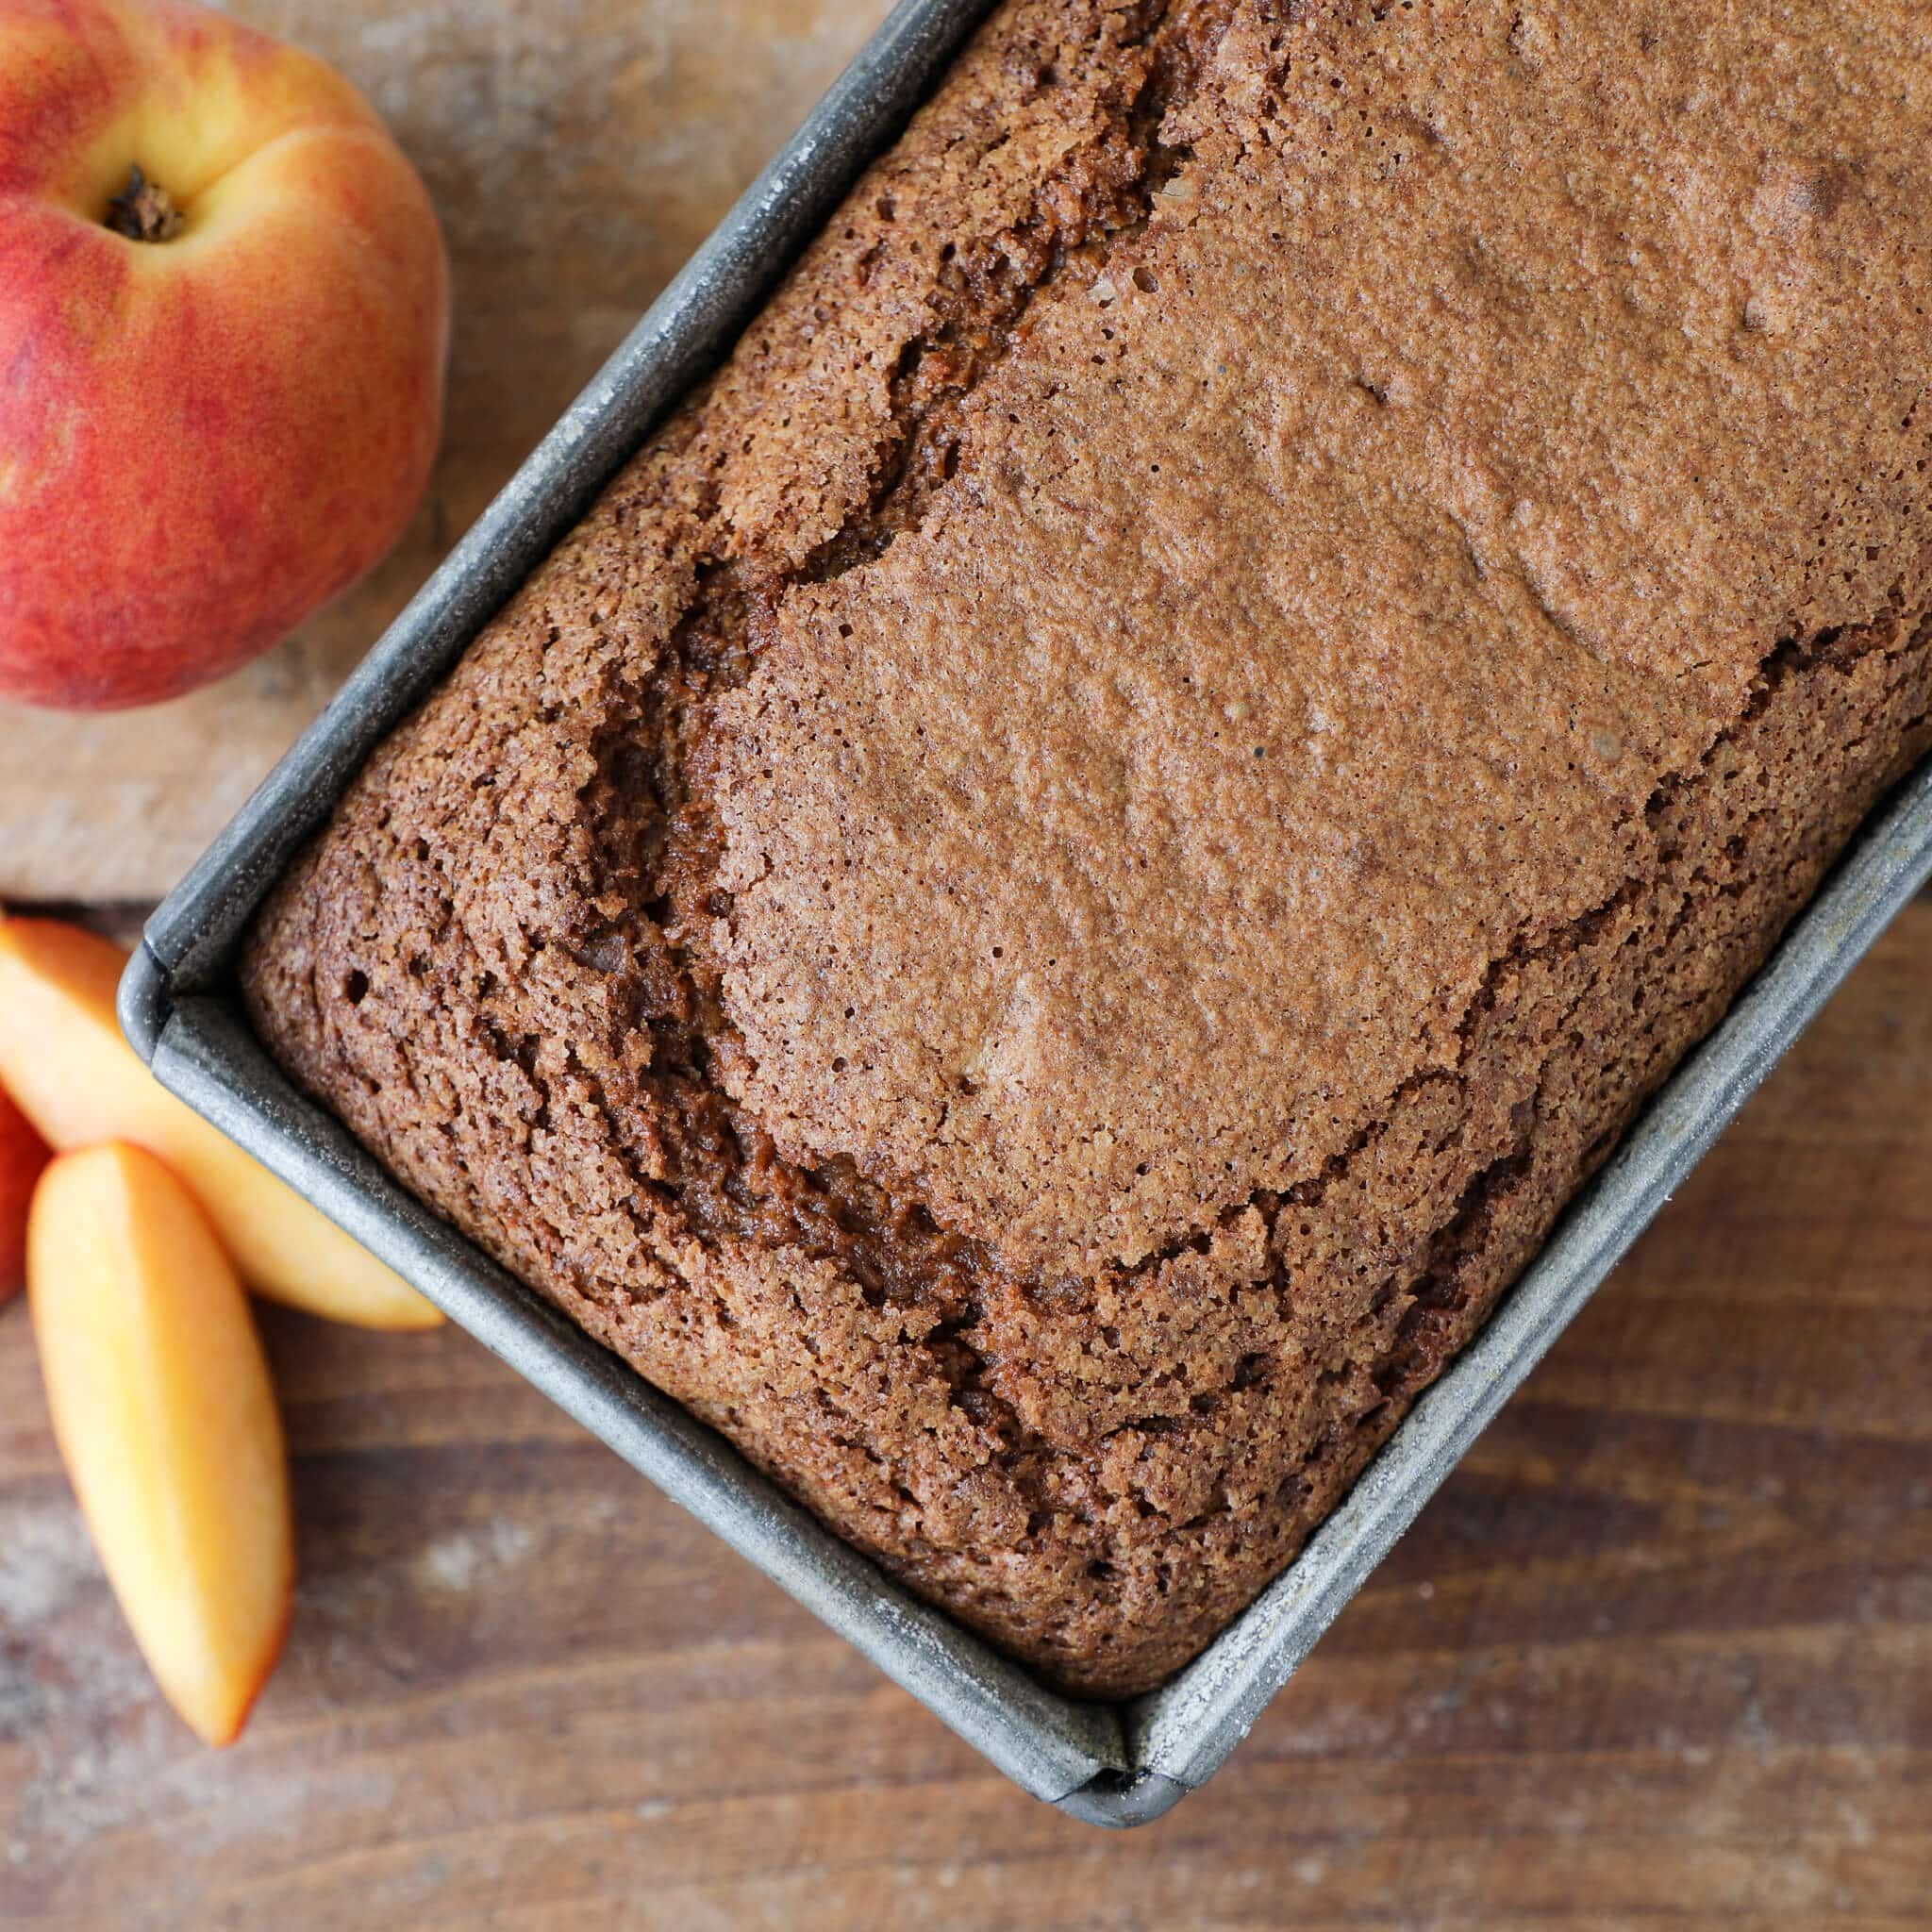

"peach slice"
[29,1142,295,1745]
[0,918,440,1329]
[0,1077,51,1303]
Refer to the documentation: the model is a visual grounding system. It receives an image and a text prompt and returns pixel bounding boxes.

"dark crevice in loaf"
[790,0,1219,591]
[546,0,1245,1425]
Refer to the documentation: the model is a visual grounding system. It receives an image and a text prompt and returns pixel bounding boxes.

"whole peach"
[0,0,448,709]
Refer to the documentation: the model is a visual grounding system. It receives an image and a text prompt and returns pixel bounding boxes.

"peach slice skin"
[0,917,441,1329]
[0,1077,51,1301]
[29,1142,295,1745]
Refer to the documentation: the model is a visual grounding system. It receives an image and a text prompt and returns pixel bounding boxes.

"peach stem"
[105,164,183,242]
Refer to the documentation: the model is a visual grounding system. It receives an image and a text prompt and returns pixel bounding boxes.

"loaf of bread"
[242,0,1932,1696]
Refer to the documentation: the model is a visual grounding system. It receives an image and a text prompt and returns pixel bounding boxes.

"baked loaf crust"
[243,0,1932,1696]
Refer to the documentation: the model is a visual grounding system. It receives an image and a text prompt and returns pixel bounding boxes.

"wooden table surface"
[2,4,1930,1927]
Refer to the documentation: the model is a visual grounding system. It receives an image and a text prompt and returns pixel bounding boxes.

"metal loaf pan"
[119,0,1932,1828]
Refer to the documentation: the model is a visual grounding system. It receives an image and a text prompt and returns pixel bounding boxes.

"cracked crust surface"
[242,0,1932,1696]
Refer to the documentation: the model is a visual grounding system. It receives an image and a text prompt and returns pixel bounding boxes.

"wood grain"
[3,899,1926,1928]
[0,0,891,904]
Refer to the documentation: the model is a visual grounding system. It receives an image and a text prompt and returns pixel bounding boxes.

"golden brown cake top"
[693,0,1932,1276]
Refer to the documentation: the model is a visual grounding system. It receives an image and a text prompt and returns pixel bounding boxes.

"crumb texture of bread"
[242,0,1932,1696]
